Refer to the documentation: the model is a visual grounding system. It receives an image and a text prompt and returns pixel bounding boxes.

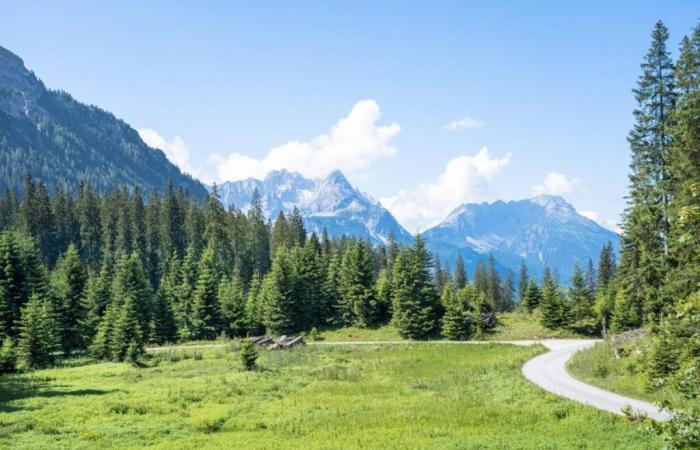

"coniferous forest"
[2,11,700,450]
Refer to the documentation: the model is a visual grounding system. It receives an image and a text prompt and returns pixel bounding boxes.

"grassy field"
[480,312,587,341]
[0,342,657,449]
[314,312,588,343]
[567,339,690,408]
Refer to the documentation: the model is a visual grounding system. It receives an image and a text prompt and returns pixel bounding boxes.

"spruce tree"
[391,236,438,339]
[191,248,221,340]
[523,280,541,313]
[110,294,144,362]
[441,284,473,340]
[518,259,528,303]
[610,289,640,333]
[18,294,58,369]
[337,240,377,327]
[454,255,467,289]
[150,285,177,344]
[262,249,298,335]
[218,275,246,337]
[569,262,594,322]
[52,244,87,354]
[619,21,677,325]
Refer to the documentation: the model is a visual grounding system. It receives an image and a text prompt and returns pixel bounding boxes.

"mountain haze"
[0,45,206,198]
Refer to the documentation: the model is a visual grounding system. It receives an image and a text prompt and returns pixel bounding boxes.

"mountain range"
[217,169,413,245]
[0,44,618,280]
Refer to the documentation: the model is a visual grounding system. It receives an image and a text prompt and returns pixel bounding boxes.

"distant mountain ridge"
[0,44,618,281]
[0,45,206,198]
[423,195,619,280]
[216,170,414,245]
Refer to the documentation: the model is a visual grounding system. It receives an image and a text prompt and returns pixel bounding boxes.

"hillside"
[0,45,206,198]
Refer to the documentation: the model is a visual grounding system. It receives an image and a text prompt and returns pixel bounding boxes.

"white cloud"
[212,100,400,182]
[579,210,622,234]
[381,148,511,232]
[532,172,580,196]
[444,116,485,131]
[137,128,210,181]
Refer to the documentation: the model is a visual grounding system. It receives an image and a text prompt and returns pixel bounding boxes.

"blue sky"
[3,1,699,232]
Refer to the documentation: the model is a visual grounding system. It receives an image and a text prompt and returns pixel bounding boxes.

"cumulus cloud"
[444,116,485,131]
[138,128,207,181]
[532,172,580,196]
[579,210,622,234]
[212,100,400,182]
[381,148,512,232]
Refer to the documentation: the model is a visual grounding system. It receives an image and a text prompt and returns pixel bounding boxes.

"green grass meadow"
[0,343,657,449]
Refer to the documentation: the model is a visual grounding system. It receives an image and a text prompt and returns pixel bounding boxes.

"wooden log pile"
[248,335,306,350]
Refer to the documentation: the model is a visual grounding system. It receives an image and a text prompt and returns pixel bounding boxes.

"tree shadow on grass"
[0,376,120,413]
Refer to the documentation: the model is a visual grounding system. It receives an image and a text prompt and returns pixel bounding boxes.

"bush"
[240,339,258,371]
[0,339,17,374]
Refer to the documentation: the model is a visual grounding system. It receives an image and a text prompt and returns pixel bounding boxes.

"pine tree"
[287,206,306,247]
[619,21,677,325]
[247,189,270,276]
[523,280,541,313]
[540,272,567,329]
[244,273,264,335]
[77,183,102,271]
[261,248,298,335]
[597,241,616,290]
[191,248,221,340]
[668,24,700,300]
[111,253,152,339]
[518,259,528,303]
[203,185,233,275]
[391,236,438,339]
[569,262,594,322]
[52,244,87,354]
[454,254,467,289]
[17,294,58,369]
[82,261,112,343]
[110,294,144,362]
[219,275,246,337]
[337,240,377,327]
[375,268,393,323]
[150,285,177,344]
[175,246,198,340]
[294,237,325,328]
[610,289,640,333]
[441,284,473,340]
[501,270,515,312]
[0,232,26,338]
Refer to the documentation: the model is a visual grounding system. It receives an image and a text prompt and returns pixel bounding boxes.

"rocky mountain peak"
[0,45,44,118]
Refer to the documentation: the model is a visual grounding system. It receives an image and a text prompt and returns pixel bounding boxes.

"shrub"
[0,339,17,374]
[240,339,258,371]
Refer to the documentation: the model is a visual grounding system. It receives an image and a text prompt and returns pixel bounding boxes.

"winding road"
[147,338,671,421]
[521,339,671,421]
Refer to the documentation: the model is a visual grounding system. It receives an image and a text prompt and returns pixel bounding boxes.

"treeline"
[598,21,700,447]
[516,242,616,335]
[0,175,522,371]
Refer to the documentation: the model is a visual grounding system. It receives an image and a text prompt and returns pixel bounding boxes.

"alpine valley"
[0,43,617,279]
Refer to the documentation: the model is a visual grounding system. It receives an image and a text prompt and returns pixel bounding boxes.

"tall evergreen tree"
[391,235,438,339]
[337,240,377,327]
[619,21,677,325]
[454,254,467,289]
[191,248,221,340]
[52,244,87,354]
[17,294,58,369]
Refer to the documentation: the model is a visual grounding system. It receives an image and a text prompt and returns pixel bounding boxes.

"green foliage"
[441,284,475,340]
[523,280,541,313]
[51,244,87,355]
[191,248,221,340]
[17,294,58,369]
[391,236,438,339]
[0,339,17,374]
[218,275,246,337]
[337,240,377,327]
[239,339,259,371]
